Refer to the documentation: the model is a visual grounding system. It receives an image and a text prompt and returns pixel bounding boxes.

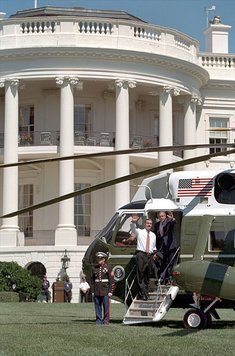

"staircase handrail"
[159,247,180,284]
[124,264,137,307]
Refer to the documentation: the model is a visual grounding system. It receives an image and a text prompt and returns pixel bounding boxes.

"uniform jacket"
[91,263,114,297]
[154,218,177,252]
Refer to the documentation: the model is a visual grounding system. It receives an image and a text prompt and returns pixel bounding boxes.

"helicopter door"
[109,212,144,255]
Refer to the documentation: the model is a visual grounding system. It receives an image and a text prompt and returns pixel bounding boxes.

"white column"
[158,86,179,167]
[183,95,201,170]
[115,79,136,210]
[55,76,79,246]
[0,79,20,247]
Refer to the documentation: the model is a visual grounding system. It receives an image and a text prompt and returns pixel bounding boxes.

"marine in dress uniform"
[91,252,114,325]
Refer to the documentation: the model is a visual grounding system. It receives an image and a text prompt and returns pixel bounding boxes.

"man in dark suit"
[154,211,177,284]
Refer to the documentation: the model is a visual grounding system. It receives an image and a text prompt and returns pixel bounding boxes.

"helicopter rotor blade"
[0,143,234,169]
[2,147,235,218]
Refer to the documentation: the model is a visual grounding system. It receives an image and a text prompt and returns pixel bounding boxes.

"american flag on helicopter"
[177,178,213,197]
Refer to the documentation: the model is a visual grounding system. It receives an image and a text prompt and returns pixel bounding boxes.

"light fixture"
[61,249,70,272]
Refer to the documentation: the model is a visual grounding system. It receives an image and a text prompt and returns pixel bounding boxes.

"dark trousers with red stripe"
[94,295,110,324]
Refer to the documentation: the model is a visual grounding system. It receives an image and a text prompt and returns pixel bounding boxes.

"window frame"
[209,117,229,154]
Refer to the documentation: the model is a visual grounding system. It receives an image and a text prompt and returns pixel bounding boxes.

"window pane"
[18,184,33,237]
[19,105,34,132]
[74,183,91,236]
[209,117,228,154]
[74,104,92,134]
[209,231,225,251]
[19,105,34,144]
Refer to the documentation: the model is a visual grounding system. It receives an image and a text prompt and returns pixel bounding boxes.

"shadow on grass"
[120,318,235,333]
[0,316,234,330]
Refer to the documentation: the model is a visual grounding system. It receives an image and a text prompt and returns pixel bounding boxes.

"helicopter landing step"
[122,285,179,325]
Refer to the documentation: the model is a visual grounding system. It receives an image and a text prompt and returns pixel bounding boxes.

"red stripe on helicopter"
[177,178,213,197]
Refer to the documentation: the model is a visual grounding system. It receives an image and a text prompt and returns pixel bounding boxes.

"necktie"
[146,232,150,254]
[159,222,163,237]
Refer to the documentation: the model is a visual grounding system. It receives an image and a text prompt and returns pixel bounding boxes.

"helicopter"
[81,168,235,328]
[1,143,235,329]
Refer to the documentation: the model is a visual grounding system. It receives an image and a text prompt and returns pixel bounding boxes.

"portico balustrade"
[0,13,199,62]
[0,132,177,150]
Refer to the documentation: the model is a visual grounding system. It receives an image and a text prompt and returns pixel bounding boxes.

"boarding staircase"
[123,283,179,325]
[123,249,180,325]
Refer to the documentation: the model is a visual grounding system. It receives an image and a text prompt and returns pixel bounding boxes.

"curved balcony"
[0,131,183,158]
[0,15,199,63]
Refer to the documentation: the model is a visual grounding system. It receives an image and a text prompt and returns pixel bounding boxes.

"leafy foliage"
[0,291,20,302]
[0,261,41,300]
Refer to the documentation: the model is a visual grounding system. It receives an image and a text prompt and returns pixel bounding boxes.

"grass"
[0,302,234,356]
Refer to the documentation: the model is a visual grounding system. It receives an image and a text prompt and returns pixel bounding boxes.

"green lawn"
[0,302,234,356]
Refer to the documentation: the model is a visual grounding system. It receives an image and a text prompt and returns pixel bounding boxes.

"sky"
[0,0,234,53]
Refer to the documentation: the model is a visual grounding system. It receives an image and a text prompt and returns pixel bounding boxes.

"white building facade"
[0,6,234,302]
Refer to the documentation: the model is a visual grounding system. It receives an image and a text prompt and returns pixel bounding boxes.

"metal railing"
[0,131,161,149]
[124,264,137,308]
[0,130,184,157]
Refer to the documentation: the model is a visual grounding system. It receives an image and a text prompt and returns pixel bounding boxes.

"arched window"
[27,262,46,279]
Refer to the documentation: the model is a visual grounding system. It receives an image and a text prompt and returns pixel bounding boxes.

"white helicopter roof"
[144,198,179,211]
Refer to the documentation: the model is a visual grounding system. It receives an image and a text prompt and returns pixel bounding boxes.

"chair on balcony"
[40,131,52,145]
[74,131,86,146]
[87,136,97,146]
[131,136,143,148]
[99,132,110,147]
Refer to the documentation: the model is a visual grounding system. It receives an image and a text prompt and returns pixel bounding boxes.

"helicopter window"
[114,213,144,246]
[209,231,225,252]
[97,213,119,244]
[214,173,235,204]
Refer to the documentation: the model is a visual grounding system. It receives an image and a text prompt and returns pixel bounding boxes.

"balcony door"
[74,104,92,136]
[18,184,33,237]
[74,183,91,236]
[19,105,34,144]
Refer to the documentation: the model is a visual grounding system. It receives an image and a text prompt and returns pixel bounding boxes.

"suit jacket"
[154,218,177,252]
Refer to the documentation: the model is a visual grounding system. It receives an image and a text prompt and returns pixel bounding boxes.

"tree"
[0,261,41,300]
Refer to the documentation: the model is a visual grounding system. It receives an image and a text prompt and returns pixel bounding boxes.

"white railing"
[78,21,113,35]
[174,35,191,51]
[199,54,235,68]
[21,20,56,33]
[133,25,161,41]
[0,16,199,61]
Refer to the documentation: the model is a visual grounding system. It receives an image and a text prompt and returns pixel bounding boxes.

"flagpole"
[204,5,216,28]
[34,0,38,8]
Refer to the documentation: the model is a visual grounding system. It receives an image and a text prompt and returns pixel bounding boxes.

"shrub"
[0,261,41,301]
[0,291,19,302]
